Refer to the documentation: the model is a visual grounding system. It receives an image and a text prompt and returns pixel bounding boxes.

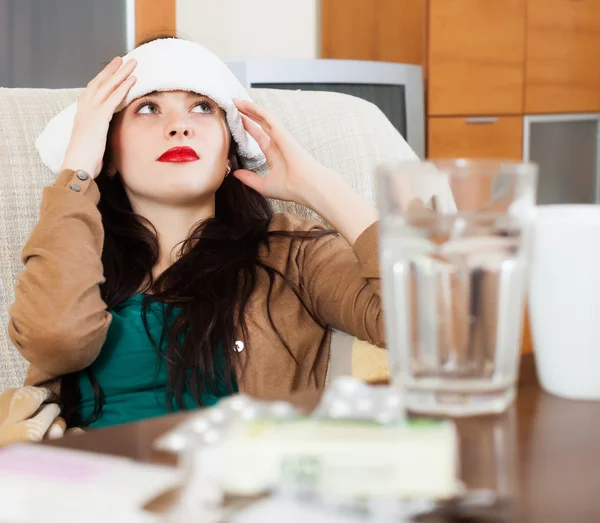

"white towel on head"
[35,38,267,174]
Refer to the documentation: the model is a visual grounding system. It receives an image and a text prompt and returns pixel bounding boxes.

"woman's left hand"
[232,99,337,209]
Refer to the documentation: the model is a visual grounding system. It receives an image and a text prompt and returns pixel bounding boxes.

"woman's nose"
[165,117,193,139]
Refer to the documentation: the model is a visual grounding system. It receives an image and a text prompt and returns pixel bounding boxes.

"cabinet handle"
[465,117,499,124]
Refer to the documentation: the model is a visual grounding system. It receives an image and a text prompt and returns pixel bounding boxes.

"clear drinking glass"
[376,159,537,416]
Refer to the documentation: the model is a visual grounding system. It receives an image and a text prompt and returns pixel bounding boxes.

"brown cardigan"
[8,169,384,399]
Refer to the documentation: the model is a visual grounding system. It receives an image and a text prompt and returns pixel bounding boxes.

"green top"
[78,294,236,428]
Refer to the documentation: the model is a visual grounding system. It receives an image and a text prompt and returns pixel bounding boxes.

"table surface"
[46,354,600,521]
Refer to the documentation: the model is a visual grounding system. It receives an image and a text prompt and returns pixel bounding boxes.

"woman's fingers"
[234,99,274,134]
[96,58,137,104]
[233,169,266,194]
[240,114,272,155]
[63,59,135,177]
[235,99,302,159]
[106,74,137,110]
[86,56,122,92]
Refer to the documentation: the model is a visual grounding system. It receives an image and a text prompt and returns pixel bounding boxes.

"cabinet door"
[321,0,427,65]
[428,116,523,221]
[526,115,600,204]
[428,116,524,159]
[428,0,526,116]
[525,0,600,113]
[135,0,176,45]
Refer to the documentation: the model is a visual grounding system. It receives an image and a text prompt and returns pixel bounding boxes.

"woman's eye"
[191,102,214,114]
[137,103,159,114]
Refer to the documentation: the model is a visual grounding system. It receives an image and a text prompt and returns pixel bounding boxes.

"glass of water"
[376,159,537,416]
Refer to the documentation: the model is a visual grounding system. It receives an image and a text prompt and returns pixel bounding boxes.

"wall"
[1,0,128,88]
[176,0,319,60]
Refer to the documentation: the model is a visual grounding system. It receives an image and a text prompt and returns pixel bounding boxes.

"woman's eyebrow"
[141,92,208,100]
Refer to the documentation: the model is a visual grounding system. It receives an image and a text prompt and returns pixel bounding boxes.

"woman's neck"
[129,197,215,281]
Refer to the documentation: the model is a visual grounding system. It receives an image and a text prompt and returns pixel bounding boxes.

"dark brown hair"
[59,37,333,426]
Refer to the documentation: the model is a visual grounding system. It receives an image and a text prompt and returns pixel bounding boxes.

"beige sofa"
[0,87,419,392]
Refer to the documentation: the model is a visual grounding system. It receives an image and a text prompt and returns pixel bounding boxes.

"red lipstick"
[157,146,199,162]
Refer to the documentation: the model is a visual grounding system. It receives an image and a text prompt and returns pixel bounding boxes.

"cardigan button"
[69,183,81,192]
[76,170,89,181]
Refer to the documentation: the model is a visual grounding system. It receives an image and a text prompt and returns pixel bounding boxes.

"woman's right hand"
[61,56,137,178]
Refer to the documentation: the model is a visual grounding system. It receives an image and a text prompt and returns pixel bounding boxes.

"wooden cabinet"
[321,0,427,65]
[135,0,176,45]
[525,0,600,113]
[322,0,600,116]
[428,116,524,159]
[428,0,526,116]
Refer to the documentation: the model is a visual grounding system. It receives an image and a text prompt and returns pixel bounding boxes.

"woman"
[7,38,383,431]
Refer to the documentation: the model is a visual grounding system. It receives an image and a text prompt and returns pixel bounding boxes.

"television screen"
[252,82,408,140]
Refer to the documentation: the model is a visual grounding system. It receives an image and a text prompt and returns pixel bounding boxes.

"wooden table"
[46,354,600,521]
